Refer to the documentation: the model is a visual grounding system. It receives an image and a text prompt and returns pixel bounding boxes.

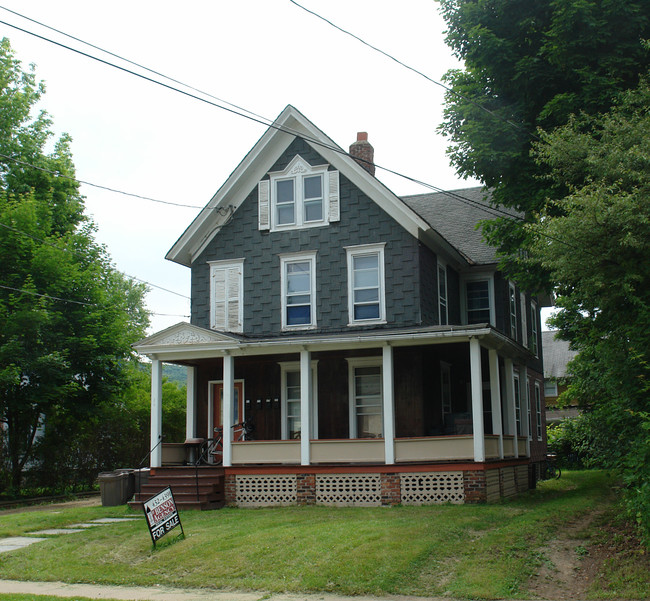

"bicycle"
[543,453,562,480]
[197,417,254,465]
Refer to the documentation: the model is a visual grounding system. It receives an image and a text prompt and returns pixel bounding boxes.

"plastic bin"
[98,471,131,506]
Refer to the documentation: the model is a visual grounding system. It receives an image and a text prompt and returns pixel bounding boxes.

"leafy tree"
[0,38,149,493]
[532,78,650,545]
[437,0,650,288]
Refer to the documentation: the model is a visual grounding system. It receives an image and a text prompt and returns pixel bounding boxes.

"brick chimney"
[349,132,375,176]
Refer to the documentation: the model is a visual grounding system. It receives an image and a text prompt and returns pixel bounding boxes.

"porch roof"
[134,321,532,363]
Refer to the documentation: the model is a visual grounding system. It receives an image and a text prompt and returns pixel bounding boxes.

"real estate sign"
[143,487,183,545]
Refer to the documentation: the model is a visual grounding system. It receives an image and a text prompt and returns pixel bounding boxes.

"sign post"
[143,487,183,546]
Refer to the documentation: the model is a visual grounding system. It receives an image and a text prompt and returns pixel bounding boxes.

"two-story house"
[133,106,548,509]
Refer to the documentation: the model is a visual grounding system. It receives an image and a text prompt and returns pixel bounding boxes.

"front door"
[212,381,244,434]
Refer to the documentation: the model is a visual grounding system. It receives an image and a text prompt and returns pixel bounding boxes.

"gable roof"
[401,188,520,265]
[542,330,578,379]
[166,105,432,267]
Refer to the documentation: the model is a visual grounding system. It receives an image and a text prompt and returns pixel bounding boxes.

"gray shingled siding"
[447,266,461,324]
[418,244,438,325]
[191,139,421,335]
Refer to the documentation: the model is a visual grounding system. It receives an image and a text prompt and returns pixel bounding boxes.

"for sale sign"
[143,487,183,545]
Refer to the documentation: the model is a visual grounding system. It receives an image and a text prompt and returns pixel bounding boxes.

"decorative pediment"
[134,322,238,350]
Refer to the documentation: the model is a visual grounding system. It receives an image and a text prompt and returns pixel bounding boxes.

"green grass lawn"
[0,471,647,599]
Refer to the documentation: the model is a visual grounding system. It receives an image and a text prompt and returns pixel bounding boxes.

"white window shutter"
[328,170,340,222]
[227,266,242,331]
[258,180,270,230]
[211,268,227,330]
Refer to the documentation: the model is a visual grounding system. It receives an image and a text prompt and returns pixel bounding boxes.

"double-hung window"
[530,300,539,355]
[280,252,317,330]
[347,357,383,438]
[509,282,518,340]
[346,243,386,325]
[438,261,448,326]
[279,361,318,440]
[513,373,521,437]
[265,156,334,231]
[465,277,493,325]
[209,259,244,333]
[534,382,542,441]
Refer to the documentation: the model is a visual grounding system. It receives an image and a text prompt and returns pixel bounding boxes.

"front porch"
[136,323,542,506]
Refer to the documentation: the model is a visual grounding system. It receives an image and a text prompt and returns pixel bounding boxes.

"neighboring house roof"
[401,188,519,265]
[542,330,578,379]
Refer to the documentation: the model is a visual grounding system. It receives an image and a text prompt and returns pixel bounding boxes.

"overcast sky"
[2,1,553,335]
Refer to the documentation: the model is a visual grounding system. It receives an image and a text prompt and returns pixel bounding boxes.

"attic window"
[259,155,339,231]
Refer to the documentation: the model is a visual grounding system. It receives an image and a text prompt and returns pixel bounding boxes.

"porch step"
[129,466,225,511]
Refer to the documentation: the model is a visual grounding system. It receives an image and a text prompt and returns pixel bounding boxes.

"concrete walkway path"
[0,579,438,601]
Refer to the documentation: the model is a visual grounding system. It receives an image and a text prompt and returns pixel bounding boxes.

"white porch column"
[504,358,518,458]
[185,366,197,440]
[300,349,312,466]
[150,358,163,468]
[222,354,234,467]
[382,345,395,465]
[469,337,485,462]
[489,349,504,459]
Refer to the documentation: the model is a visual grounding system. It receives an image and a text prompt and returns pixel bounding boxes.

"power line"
[0,283,97,306]
[0,13,523,224]
[0,8,585,256]
[288,0,540,142]
[0,152,203,209]
[0,221,191,300]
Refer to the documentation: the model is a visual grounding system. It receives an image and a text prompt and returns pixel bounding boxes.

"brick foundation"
[380,473,401,505]
[463,469,488,504]
[224,473,236,506]
[297,473,316,505]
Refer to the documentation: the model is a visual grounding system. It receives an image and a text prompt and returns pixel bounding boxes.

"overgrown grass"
[0,471,645,599]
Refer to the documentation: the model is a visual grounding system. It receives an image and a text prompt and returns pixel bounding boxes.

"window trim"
[461,273,495,327]
[346,356,383,439]
[535,381,543,441]
[438,260,448,326]
[278,361,319,441]
[345,243,387,326]
[280,251,317,331]
[269,155,330,232]
[208,258,244,333]
[513,372,521,437]
[530,300,539,356]
[520,291,528,349]
[509,281,518,340]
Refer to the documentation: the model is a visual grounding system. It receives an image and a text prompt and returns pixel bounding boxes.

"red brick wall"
[463,470,487,503]
[224,474,236,506]
[297,473,316,505]
[381,473,401,505]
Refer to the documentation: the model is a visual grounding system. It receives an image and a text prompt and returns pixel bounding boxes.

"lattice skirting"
[400,471,465,505]
[316,474,382,506]
[236,474,297,507]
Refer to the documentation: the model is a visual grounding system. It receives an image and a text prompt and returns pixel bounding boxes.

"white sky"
[0,1,552,333]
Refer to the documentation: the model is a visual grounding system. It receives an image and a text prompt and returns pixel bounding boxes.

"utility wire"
[0,13,524,224]
[0,9,586,255]
[0,283,97,306]
[0,221,191,300]
[288,0,540,142]
[0,152,203,209]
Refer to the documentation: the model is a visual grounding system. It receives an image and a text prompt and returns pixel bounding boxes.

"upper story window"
[464,276,494,325]
[520,292,528,348]
[258,155,340,232]
[280,252,317,330]
[209,259,244,333]
[438,261,448,326]
[530,300,539,356]
[346,243,386,326]
[509,282,518,340]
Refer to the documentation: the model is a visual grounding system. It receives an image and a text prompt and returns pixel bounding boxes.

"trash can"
[98,471,131,506]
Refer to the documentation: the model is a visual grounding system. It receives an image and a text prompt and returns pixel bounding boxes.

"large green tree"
[0,38,149,492]
[530,79,650,543]
[437,0,650,287]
